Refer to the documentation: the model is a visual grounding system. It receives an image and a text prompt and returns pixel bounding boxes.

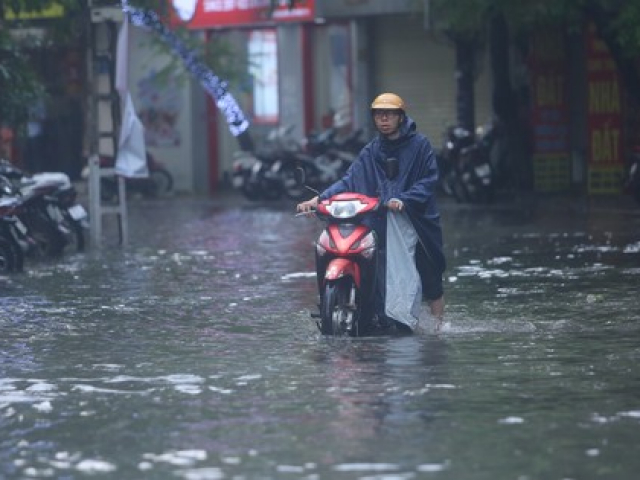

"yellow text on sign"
[536,75,565,108]
[590,126,621,164]
[4,4,64,19]
[589,80,620,114]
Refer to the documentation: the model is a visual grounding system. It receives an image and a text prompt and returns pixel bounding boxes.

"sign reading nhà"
[585,22,624,194]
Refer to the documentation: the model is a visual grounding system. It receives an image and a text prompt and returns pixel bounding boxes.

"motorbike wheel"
[63,218,85,253]
[320,278,360,336]
[451,176,470,203]
[147,169,173,198]
[0,237,18,273]
[25,214,66,259]
[241,179,262,201]
[259,175,283,201]
[8,236,24,272]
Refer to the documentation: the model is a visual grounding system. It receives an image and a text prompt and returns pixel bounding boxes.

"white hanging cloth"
[114,14,148,178]
[385,211,422,330]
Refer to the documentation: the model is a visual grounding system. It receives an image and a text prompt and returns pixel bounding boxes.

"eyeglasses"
[373,109,400,119]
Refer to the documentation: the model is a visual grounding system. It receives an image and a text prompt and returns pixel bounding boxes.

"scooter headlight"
[326,200,366,219]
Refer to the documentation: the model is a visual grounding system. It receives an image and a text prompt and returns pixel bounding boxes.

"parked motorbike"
[0,161,87,256]
[232,126,365,202]
[231,150,262,201]
[624,146,640,204]
[82,152,173,202]
[437,122,503,204]
[312,192,380,336]
[231,125,296,201]
[437,126,475,201]
[0,195,30,273]
[457,139,495,203]
[282,128,362,201]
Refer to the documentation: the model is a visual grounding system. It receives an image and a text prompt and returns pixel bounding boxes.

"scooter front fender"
[324,258,360,287]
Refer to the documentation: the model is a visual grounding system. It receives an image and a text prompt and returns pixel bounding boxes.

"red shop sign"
[170,0,315,28]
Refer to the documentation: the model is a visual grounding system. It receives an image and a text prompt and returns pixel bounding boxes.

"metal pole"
[117,176,128,246]
[88,154,102,246]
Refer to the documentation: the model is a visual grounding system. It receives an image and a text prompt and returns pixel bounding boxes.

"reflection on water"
[1,196,639,478]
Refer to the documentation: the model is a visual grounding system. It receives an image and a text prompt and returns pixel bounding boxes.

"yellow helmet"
[371,92,405,111]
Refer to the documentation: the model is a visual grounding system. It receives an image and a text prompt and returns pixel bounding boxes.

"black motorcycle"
[624,146,640,204]
[0,162,87,257]
[279,127,363,201]
[0,195,31,273]
[232,126,364,202]
[437,126,476,201]
[231,125,298,201]
[438,123,504,204]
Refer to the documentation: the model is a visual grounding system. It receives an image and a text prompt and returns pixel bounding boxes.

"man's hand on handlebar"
[296,196,319,216]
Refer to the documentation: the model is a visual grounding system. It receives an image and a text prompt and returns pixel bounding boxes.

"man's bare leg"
[429,296,445,331]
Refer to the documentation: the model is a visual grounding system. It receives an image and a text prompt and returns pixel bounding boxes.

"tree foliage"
[0,30,44,127]
[431,0,640,55]
[430,0,640,93]
[0,0,251,128]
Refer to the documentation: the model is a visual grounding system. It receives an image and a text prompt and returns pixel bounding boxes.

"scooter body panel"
[326,223,370,256]
[324,257,360,286]
[313,193,381,336]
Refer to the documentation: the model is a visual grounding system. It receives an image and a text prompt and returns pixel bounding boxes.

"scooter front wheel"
[320,278,359,336]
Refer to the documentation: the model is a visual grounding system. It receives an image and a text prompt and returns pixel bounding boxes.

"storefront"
[166,0,321,192]
[132,0,492,193]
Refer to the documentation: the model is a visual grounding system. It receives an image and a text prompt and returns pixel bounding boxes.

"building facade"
[126,0,493,194]
[87,1,631,196]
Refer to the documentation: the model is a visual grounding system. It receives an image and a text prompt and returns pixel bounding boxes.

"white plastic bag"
[385,211,422,330]
[115,93,149,178]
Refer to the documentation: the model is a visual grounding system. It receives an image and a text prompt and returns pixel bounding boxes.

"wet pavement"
[1,188,639,479]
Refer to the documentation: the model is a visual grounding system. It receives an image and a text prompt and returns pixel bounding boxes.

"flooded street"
[1,192,640,479]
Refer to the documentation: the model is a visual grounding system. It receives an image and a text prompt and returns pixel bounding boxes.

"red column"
[302,24,315,135]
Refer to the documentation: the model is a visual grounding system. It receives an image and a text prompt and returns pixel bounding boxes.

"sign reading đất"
[528,29,571,192]
[586,22,624,194]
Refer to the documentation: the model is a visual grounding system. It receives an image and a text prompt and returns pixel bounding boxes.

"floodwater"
[1,192,639,480]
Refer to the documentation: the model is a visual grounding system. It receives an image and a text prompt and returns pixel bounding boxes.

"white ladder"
[87,4,128,246]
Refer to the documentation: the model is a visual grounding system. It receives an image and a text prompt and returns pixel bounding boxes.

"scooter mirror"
[295,166,306,186]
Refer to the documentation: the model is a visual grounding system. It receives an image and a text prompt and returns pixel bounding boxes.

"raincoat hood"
[378,116,417,155]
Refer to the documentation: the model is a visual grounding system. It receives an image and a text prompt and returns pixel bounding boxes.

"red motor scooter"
[313,192,380,336]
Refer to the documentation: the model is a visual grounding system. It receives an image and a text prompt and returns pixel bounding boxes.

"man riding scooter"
[297,92,446,331]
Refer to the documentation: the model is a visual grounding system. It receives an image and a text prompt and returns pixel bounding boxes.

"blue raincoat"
[318,116,446,305]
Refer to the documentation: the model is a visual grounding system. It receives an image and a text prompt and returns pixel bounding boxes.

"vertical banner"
[123,2,250,138]
[528,29,571,192]
[585,23,624,194]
